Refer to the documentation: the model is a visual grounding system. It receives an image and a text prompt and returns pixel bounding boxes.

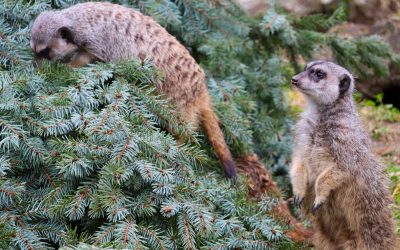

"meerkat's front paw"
[311,202,323,214]
[291,184,306,208]
[291,178,307,208]
[311,196,325,214]
[291,174,307,207]
[293,195,304,207]
[290,160,308,208]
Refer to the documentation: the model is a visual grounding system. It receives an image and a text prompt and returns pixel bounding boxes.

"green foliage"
[290,4,347,31]
[0,0,397,248]
[0,58,292,248]
[358,93,400,123]
[356,93,400,139]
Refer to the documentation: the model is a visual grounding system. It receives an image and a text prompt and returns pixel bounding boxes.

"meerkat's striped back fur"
[30,2,236,178]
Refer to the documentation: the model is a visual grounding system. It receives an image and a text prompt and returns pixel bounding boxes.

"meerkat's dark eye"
[315,70,325,79]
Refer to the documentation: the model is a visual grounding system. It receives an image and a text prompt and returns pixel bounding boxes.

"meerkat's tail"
[200,103,236,178]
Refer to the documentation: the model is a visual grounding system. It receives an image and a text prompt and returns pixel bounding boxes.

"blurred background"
[239,0,400,103]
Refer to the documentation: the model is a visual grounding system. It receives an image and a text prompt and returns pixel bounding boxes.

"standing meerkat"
[30,2,236,178]
[290,60,396,249]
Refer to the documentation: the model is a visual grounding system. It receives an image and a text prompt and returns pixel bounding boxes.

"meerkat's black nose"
[291,78,299,86]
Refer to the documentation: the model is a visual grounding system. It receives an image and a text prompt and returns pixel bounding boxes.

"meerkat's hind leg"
[357,224,397,250]
[341,239,362,250]
[312,165,348,213]
[313,229,340,250]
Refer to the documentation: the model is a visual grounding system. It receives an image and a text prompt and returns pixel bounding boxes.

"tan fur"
[30,2,236,178]
[290,60,396,249]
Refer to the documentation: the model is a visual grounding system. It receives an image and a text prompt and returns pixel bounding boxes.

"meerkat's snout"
[291,72,307,89]
[291,76,299,86]
[33,47,51,67]
[30,40,46,67]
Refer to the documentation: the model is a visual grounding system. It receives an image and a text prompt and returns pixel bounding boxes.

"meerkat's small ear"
[339,74,351,95]
[58,27,74,43]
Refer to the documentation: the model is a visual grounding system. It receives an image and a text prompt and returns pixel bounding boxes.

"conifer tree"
[0,0,397,249]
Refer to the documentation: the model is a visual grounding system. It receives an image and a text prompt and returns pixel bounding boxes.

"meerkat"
[30,2,236,178]
[290,60,396,250]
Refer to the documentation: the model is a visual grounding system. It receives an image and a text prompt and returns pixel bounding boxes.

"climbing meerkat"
[290,60,396,249]
[30,2,236,178]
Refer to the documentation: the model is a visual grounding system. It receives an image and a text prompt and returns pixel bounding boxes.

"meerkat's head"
[291,60,354,105]
[30,11,78,66]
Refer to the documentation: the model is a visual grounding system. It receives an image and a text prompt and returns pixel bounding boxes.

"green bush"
[0,0,396,248]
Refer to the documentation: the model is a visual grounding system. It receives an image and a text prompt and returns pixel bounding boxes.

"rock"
[349,0,399,25]
[332,16,400,99]
[279,0,339,16]
[235,0,268,16]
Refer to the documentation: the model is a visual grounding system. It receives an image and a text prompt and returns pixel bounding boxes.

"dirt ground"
[360,106,400,166]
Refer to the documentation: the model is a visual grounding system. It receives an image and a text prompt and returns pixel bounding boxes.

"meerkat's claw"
[294,196,304,207]
[311,202,323,214]
[298,197,304,207]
